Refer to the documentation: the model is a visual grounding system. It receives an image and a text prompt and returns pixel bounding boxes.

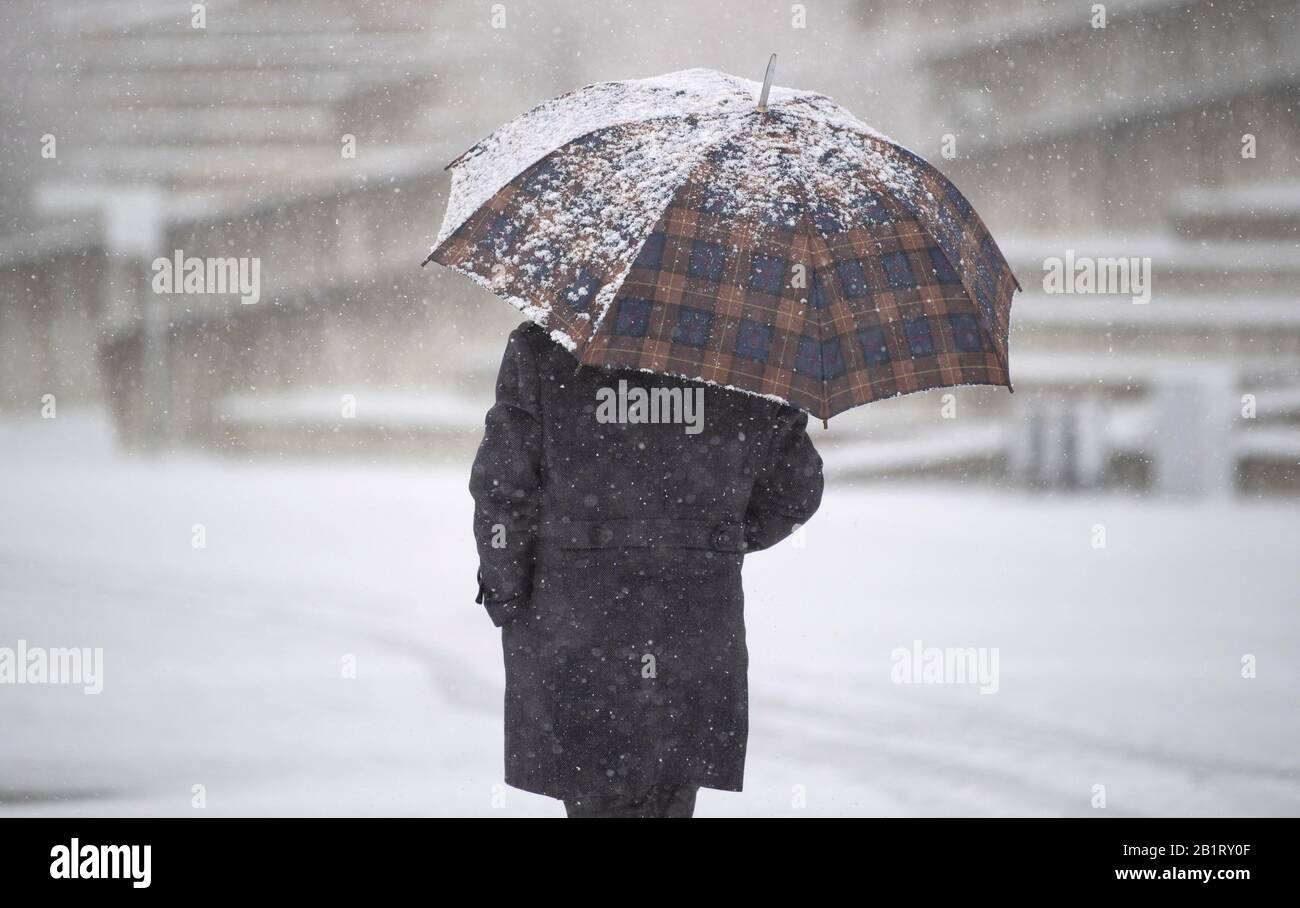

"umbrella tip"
[756,53,777,112]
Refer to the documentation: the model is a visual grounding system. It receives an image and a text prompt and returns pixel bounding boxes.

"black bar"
[0,818,1287,893]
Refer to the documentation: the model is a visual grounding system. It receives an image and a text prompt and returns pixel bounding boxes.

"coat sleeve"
[468,325,544,627]
[743,407,824,553]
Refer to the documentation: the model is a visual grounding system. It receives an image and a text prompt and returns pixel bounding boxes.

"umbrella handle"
[756,54,777,112]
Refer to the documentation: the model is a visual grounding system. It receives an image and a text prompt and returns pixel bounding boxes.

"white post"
[1152,369,1235,497]
[102,187,169,448]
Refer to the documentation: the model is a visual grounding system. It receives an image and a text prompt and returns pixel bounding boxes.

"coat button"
[591,524,614,546]
[711,523,739,550]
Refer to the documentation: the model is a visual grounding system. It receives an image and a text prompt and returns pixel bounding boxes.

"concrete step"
[49,32,440,73]
[1001,232,1300,298]
[61,70,362,107]
[70,105,341,145]
[46,0,435,35]
[1169,184,1300,242]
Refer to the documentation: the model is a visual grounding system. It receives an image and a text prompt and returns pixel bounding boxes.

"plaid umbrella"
[425,62,1020,423]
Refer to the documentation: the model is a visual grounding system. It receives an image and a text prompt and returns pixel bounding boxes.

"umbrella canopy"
[426,65,1020,421]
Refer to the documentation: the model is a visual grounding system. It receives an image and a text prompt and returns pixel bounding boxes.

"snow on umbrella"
[424,60,1020,423]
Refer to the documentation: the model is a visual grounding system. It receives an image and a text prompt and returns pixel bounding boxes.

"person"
[469,321,823,818]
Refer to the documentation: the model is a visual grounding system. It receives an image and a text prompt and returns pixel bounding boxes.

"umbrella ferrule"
[756,54,777,112]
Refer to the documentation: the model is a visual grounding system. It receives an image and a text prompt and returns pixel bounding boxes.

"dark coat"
[470,322,824,799]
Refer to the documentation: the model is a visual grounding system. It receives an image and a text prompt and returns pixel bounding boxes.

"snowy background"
[3,414,1297,817]
[1,0,1298,816]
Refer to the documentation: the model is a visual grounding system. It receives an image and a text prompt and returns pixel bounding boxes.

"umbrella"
[424,58,1020,424]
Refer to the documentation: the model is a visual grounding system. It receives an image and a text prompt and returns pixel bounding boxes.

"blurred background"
[1,0,1297,817]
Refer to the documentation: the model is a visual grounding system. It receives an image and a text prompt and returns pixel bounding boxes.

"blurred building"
[2,0,515,459]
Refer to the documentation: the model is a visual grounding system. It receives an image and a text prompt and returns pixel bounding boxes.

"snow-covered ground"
[1,413,1297,817]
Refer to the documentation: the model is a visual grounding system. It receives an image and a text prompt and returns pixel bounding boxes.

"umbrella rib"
[582,113,762,350]
[853,161,1016,393]
[865,149,1020,372]
[442,81,601,170]
[794,204,834,425]
[436,111,746,261]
